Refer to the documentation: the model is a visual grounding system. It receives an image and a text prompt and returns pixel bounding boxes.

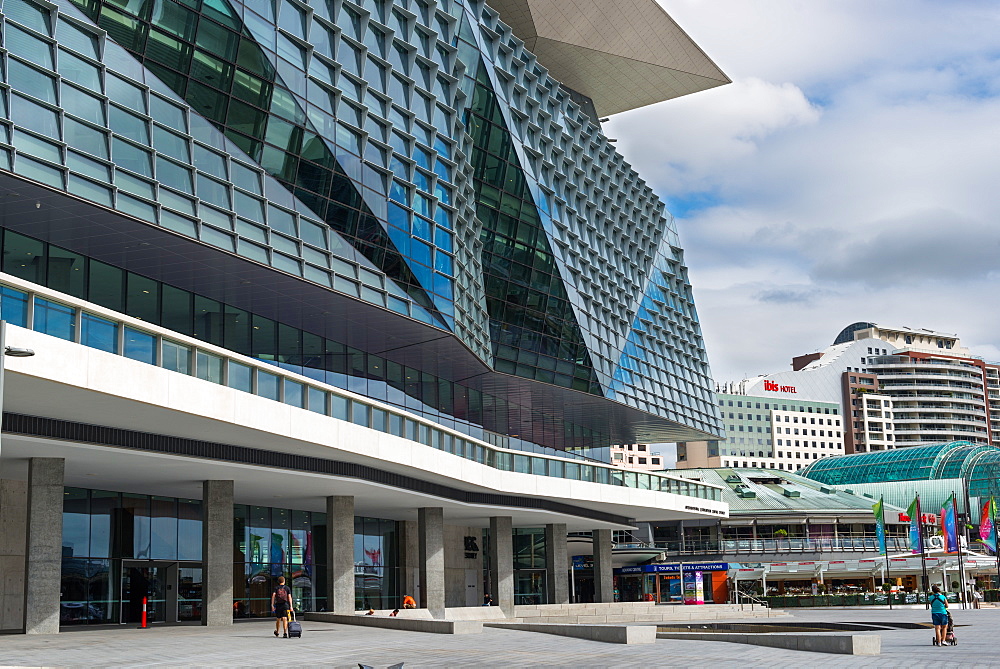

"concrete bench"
[486,622,656,645]
[656,632,881,655]
[444,606,510,621]
[305,612,482,634]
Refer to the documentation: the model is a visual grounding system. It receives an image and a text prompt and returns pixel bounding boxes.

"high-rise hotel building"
[0,0,729,632]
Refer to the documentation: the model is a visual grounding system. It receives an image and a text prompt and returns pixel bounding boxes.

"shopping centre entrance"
[119,561,202,624]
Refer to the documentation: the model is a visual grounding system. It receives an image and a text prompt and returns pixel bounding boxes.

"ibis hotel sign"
[763,380,797,394]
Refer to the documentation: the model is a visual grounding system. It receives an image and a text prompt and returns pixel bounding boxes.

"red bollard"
[139,596,148,629]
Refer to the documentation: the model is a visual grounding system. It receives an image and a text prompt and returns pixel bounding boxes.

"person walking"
[271,576,293,638]
[929,585,949,646]
[972,587,983,610]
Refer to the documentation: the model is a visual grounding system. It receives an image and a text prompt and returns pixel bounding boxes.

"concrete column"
[326,496,354,613]
[400,520,420,602]
[545,523,568,604]
[23,458,64,634]
[489,516,513,616]
[593,529,615,603]
[418,507,445,617]
[202,480,233,627]
[0,479,27,631]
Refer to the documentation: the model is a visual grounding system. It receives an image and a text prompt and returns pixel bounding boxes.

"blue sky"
[609,0,1000,388]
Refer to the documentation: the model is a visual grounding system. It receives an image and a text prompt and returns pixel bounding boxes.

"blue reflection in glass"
[81,313,118,353]
[123,327,157,364]
[33,298,75,341]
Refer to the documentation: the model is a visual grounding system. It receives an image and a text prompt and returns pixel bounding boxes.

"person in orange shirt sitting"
[402,595,416,609]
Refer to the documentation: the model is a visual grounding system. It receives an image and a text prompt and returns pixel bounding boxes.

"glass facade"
[353,517,401,611]
[512,527,546,605]
[0,258,724,500]
[60,488,203,625]
[0,227,608,453]
[467,63,599,393]
[0,0,723,453]
[63,487,404,622]
[232,503,326,618]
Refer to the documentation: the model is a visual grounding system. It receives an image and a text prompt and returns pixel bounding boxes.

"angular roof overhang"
[486,0,730,116]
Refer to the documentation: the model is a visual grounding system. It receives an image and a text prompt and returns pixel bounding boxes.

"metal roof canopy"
[485,0,730,116]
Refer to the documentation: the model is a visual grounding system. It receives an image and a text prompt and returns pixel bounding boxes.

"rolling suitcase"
[287,608,302,638]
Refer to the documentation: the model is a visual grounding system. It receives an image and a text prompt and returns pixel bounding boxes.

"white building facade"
[677,393,843,472]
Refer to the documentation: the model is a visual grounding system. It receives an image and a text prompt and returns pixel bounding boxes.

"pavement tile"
[0,605,997,668]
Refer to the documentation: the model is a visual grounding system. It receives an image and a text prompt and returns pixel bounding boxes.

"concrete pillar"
[545,523,568,604]
[593,529,615,603]
[489,516,513,616]
[202,480,233,627]
[23,458,64,634]
[418,507,445,617]
[400,520,420,602]
[326,496,355,613]
[0,479,27,631]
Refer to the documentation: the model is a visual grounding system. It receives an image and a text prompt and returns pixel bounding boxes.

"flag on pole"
[941,493,959,554]
[980,497,997,553]
[872,498,887,555]
[907,496,922,554]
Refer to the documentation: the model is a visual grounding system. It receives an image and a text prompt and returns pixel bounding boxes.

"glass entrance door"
[121,562,174,624]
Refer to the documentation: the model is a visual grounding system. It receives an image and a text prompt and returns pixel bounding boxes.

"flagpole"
[917,494,930,609]
[954,490,968,610]
[993,496,999,595]
[879,496,893,611]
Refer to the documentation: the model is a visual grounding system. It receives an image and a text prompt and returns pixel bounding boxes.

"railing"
[734,589,771,615]
[651,537,911,554]
[869,357,980,369]
[0,276,724,501]
[763,592,956,608]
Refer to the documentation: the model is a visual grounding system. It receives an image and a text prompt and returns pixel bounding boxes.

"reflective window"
[65,118,109,159]
[123,327,157,365]
[33,297,75,341]
[327,393,349,421]
[257,370,280,400]
[110,106,150,144]
[228,361,253,393]
[196,351,224,384]
[162,340,191,374]
[307,387,327,414]
[8,59,57,104]
[0,286,30,327]
[61,83,105,125]
[11,94,60,137]
[283,379,304,408]
[81,313,118,353]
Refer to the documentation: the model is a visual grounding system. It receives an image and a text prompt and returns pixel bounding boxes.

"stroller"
[944,613,957,646]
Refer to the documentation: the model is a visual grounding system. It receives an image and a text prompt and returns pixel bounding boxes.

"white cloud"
[608,1,1000,383]
[607,78,820,194]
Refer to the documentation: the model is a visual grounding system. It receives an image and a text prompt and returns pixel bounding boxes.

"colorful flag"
[941,493,959,554]
[872,498,887,555]
[980,497,997,553]
[907,497,922,554]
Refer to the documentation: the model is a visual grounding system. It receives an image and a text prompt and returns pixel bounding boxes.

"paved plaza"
[1,606,998,668]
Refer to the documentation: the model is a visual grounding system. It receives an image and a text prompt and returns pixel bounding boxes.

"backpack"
[275,586,290,604]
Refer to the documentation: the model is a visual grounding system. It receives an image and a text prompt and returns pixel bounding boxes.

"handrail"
[651,536,912,554]
[733,588,771,616]
[0,273,725,501]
